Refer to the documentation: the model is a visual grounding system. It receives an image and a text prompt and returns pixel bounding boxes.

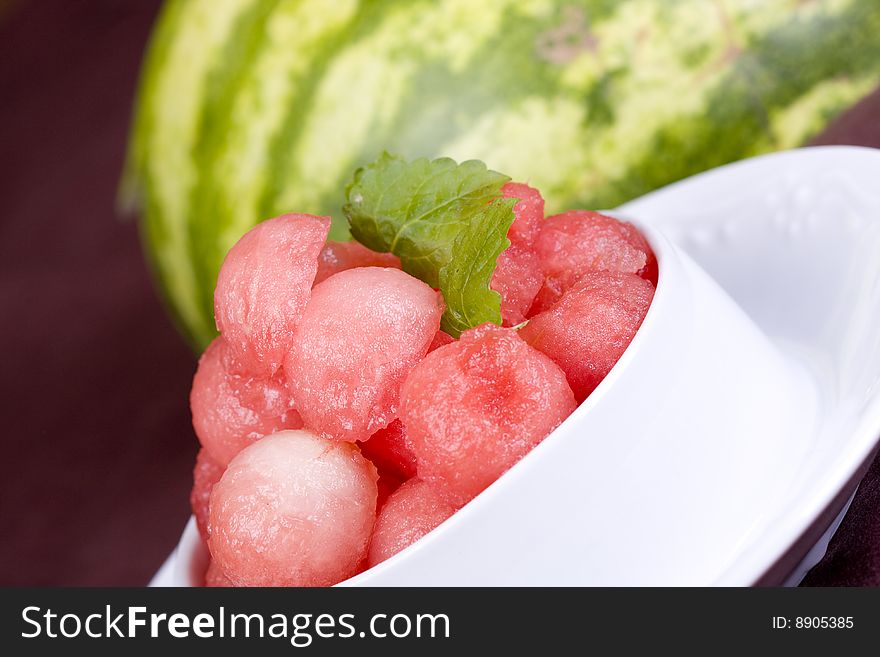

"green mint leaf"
[344,152,510,288]
[438,198,517,336]
[344,153,515,337]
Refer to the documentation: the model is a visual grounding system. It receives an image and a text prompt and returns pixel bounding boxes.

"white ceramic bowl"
[153,146,880,586]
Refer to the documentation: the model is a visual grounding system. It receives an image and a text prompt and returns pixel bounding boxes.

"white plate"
[617,146,880,585]
[152,146,880,587]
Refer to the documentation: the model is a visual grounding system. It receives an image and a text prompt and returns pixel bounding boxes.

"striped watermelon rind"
[124,0,880,350]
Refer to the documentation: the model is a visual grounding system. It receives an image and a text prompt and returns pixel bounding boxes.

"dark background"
[1,0,878,586]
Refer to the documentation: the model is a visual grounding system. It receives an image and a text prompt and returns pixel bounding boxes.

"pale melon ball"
[207,430,377,587]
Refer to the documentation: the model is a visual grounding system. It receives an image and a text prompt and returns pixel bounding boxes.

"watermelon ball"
[208,430,378,587]
[489,183,545,325]
[314,240,401,285]
[285,267,444,443]
[491,244,543,326]
[531,210,656,314]
[367,479,456,567]
[214,213,330,376]
[190,448,225,542]
[521,271,654,402]
[204,560,233,587]
[401,323,576,508]
[190,337,303,466]
[502,182,544,247]
[359,419,417,480]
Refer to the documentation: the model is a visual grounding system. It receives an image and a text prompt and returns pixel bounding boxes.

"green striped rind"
[187,0,285,338]
[581,0,880,209]
[127,0,260,348]
[188,0,366,330]
[128,0,880,350]
[118,0,183,216]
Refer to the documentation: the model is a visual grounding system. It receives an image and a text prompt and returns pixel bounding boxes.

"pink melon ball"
[521,271,654,402]
[359,419,417,480]
[367,479,456,567]
[190,448,225,542]
[489,183,545,325]
[491,244,543,326]
[531,210,656,313]
[314,240,401,285]
[208,430,378,587]
[401,323,576,508]
[285,267,444,442]
[190,337,303,466]
[204,560,233,587]
[214,213,330,375]
[502,182,544,247]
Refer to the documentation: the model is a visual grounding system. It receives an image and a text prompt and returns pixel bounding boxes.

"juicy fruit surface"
[129,0,880,349]
[190,337,302,466]
[314,240,401,286]
[401,323,576,508]
[368,479,456,567]
[521,272,655,402]
[190,448,225,542]
[491,182,544,325]
[208,430,378,587]
[359,419,417,481]
[285,267,444,442]
[376,471,405,514]
[427,330,455,353]
[532,210,655,313]
[214,213,330,375]
[502,182,544,247]
[204,560,233,587]
[491,244,543,326]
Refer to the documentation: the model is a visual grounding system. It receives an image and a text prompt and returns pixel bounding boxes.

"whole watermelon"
[124,0,880,349]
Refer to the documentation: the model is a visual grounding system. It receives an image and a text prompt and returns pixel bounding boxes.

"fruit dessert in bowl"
[159,149,870,587]
[172,152,673,587]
